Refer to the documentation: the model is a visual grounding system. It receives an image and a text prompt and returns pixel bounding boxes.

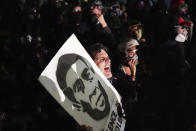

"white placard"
[38,34,125,131]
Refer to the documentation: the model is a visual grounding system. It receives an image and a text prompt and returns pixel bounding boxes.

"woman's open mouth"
[104,67,110,72]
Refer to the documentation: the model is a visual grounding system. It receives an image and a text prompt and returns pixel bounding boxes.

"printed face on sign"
[56,54,110,121]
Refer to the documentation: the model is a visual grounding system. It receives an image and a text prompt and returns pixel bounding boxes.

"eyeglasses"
[127,49,138,53]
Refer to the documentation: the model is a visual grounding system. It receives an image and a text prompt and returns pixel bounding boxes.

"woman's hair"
[87,43,109,60]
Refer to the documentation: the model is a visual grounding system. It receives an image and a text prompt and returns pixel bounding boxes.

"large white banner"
[38,34,126,131]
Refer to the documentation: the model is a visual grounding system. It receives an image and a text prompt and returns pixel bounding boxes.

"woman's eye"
[99,58,105,62]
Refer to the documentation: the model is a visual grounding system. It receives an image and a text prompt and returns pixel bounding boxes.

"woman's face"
[94,49,112,79]
[127,46,137,58]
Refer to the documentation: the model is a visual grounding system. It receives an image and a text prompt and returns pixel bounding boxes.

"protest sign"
[38,34,125,131]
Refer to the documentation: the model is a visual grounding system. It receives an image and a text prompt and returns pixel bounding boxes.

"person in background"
[85,0,116,50]
[128,21,146,43]
[153,23,190,131]
[67,2,90,48]
[173,3,194,41]
[117,38,139,81]
[116,38,140,131]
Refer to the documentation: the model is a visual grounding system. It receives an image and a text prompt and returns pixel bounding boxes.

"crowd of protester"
[1,0,196,131]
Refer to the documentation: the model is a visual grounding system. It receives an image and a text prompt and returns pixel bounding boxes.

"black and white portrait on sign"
[38,34,125,131]
[56,54,110,120]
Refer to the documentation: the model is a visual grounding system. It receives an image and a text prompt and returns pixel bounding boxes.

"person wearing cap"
[170,0,185,13]
[116,38,139,105]
[128,20,146,43]
[172,2,194,40]
[84,0,116,50]
[88,0,111,33]
[152,19,190,131]
[117,38,139,81]
[115,38,141,131]
[173,24,188,42]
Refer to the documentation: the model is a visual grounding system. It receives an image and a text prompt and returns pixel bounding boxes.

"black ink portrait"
[56,54,110,121]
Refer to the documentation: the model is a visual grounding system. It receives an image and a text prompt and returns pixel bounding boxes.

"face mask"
[175,29,188,42]
[72,12,82,25]
[175,33,186,42]
[132,54,139,65]
[90,14,99,25]
[125,54,139,65]
[125,49,137,58]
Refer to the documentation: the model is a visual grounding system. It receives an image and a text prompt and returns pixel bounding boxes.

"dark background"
[0,0,196,131]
